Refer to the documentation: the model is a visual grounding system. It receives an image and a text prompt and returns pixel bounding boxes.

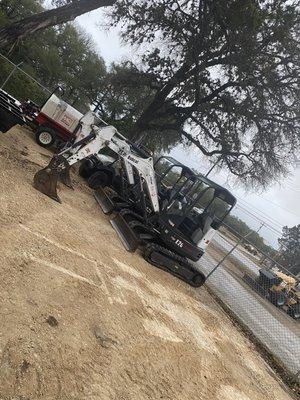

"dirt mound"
[0,126,293,400]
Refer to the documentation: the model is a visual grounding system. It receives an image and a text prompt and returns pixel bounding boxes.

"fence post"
[206,223,264,280]
[1,62,23,90]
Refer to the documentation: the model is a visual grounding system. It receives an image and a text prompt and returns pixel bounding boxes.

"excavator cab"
[153,157,236,260]
[155,156,196,205]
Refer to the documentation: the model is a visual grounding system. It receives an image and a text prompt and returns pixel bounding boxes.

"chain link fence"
[0,53,51,104]
[197,223,300,381]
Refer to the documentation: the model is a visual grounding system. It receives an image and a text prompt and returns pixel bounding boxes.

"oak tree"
[278,225,300,275]
[110,0,300,187]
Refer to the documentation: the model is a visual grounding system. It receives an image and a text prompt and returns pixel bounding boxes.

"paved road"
[197,241,300,378]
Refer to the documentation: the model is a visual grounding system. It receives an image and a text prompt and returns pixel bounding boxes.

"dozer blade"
[59,166,73,189]
[94,187,115,215]
[110,213,139,252]
[34,167,61,203]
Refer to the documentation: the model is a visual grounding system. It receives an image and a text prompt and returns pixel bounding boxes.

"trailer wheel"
[35,126,55,148]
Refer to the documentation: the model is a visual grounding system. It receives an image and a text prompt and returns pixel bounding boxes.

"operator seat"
[160,187,182,210]
[191,213,214,244]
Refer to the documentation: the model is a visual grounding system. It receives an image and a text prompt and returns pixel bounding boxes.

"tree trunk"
[0,0,116,49]
[130,61,194,139]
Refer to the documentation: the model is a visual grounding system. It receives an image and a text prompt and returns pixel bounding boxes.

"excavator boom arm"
[34,113,160,212]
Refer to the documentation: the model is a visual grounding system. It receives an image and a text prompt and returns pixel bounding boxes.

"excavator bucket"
[34,167,61,203]
[110,213,140,252]
[94,187,115,215]
[59,166,73,189]
[34,155,72,202]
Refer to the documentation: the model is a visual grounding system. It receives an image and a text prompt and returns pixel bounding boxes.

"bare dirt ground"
[0,126,294,400]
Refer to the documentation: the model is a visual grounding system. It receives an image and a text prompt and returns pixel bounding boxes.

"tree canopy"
[1,0,300,191]
[278,225,300,275]
[95,62,155,133]
[0,0,106,110]
[109,0,300,188]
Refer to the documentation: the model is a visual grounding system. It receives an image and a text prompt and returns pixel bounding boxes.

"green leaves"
[278,225,300,274]
[110,0,300,188]
[94,61,156,138]
[0,0,107,110]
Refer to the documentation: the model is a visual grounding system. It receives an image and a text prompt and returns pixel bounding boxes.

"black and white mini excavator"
[34,111,236,287]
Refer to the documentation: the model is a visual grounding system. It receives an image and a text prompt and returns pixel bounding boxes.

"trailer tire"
[35,126,56,148]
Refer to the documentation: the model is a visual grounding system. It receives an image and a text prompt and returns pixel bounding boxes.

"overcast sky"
[76,9,299,247]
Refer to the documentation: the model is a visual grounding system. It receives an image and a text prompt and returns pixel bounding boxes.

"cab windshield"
[155,157,195,199]
[155,156,236,227]
[185,180,235,227]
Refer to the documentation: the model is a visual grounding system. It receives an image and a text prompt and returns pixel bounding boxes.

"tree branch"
[0,0,116,48]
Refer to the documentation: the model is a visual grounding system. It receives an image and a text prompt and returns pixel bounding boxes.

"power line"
[235,204,283,236]
[223,177,300,218]
[253,194,300,219]
[233,205,293,251]
[236,206,282,233]
[227,184,300,219]
[223,183,299,220]
[225,188,286,229]
[210,180,296,234]
[233,203,291,252]
[283,184,300,193]
[236,197,284,230]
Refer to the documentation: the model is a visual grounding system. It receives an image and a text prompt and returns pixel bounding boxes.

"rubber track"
[144,243,206,287]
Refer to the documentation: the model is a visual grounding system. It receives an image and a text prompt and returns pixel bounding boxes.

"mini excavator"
[34,110,236,287]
